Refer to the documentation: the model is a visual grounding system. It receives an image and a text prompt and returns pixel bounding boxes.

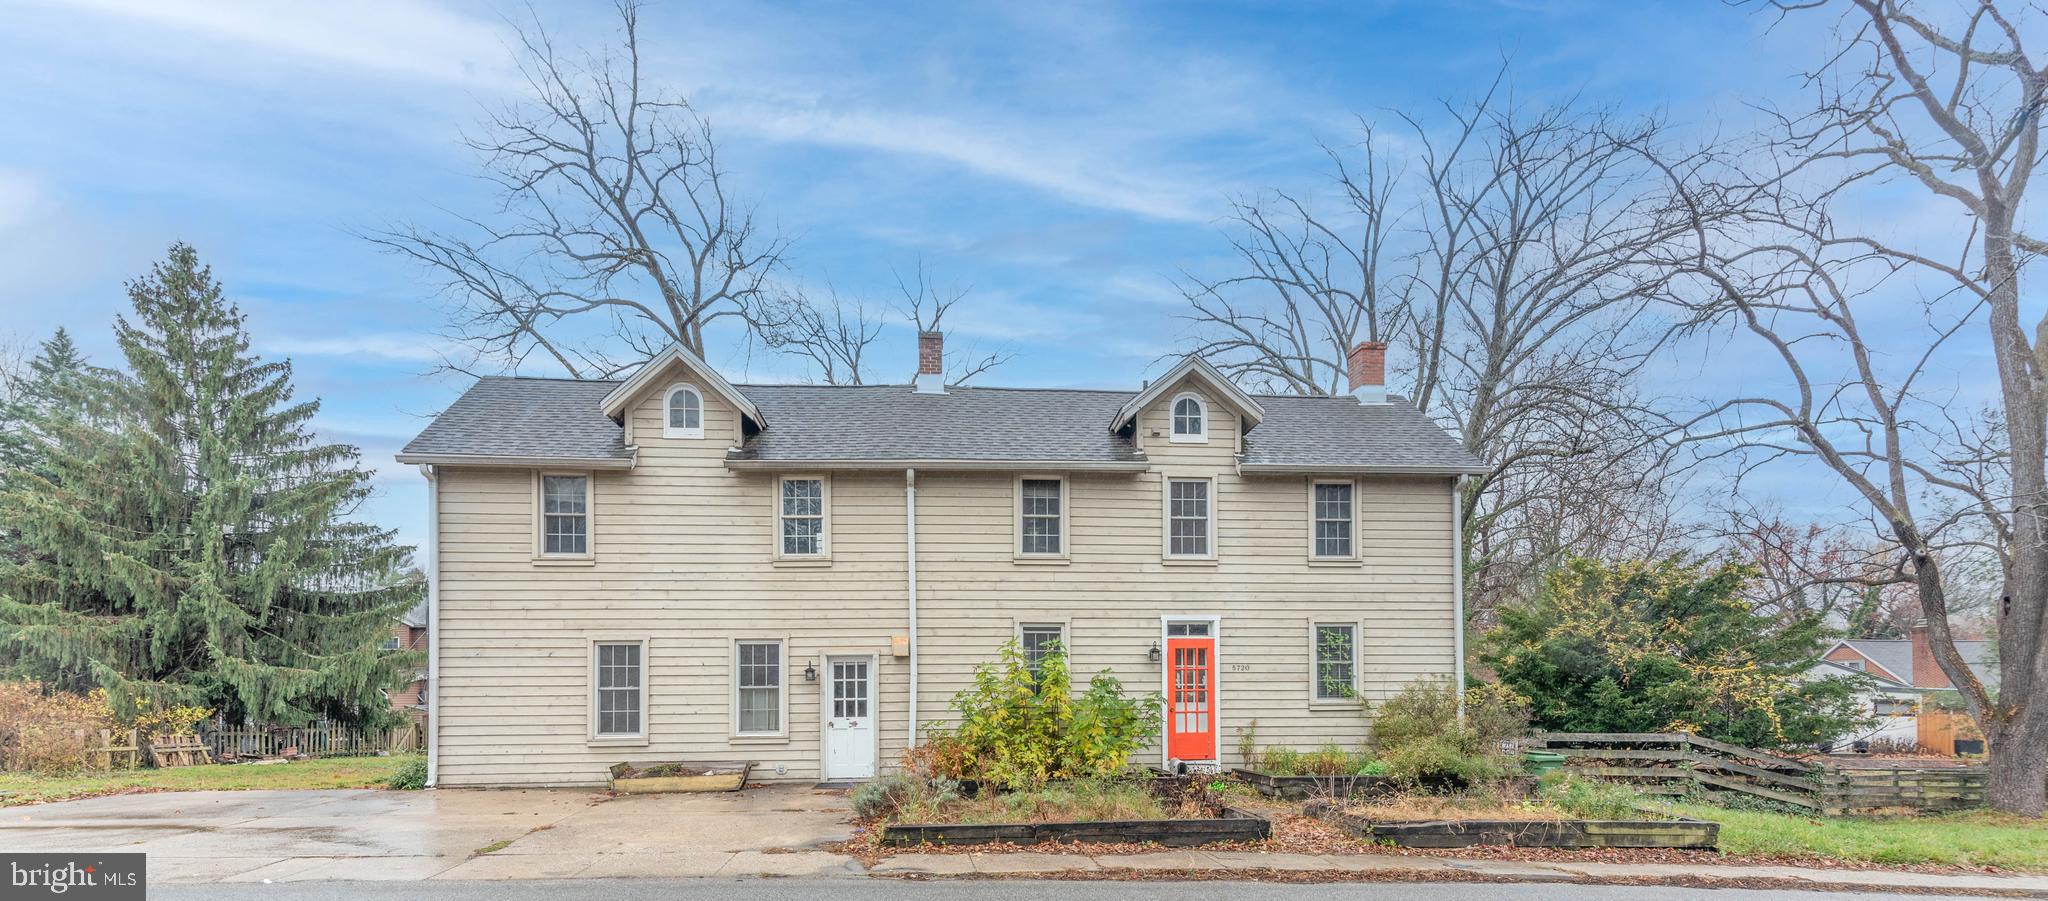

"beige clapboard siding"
[432,364,1456,786]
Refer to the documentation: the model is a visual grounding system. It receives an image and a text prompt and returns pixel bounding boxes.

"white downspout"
[1451,474,1467,724]
[905,468,919,750]
[419,464,441,787]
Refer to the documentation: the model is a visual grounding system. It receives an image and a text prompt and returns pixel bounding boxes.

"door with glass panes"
[823,656,876,779]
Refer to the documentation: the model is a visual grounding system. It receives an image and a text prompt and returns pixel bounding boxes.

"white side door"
[824,657,875,780]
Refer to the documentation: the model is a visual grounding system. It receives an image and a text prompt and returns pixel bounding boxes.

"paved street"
[156,878,2011,901]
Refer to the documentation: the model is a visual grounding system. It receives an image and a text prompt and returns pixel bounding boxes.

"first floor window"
[1874,698,1915,717]
[736,640,783,734]
[780,478,825,556]
[379,635,402,651]
[1167,479,1211,557]
[1313,482,1355,558]
[1020,623,1066,677]
[542,474,589,556]
[594,641,643,737]
[1313,623,1356,700]
[1019,478,1063,555]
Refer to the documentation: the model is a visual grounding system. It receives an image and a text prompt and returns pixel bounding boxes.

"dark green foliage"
[1479,557,1866,750]
[1372,679,1525,787]
[0,244,421,727]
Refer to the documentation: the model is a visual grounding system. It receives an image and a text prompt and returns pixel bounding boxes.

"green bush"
[384,756,427,790]
[849,773,959,820]
[927,640,1160,790]
[1372,679,1527,789]
[1381,735,1508,786]
[1259,744,1382,776]
[1537,771,1641,819]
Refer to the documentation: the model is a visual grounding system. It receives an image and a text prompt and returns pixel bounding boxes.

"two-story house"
[396,335,1483,787]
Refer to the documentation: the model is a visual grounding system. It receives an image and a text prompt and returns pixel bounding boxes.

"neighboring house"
[1815,625,1998,754]
[382,600,429,729]
[396,335,1484,787]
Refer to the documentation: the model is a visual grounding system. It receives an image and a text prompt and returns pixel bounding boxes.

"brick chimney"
[914,331,945,394]
[1909,622,1949,688]
[1347,340,1387,404]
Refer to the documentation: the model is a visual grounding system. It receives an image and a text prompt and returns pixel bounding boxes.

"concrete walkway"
[1,785,860,883]
[8,787,2048,895]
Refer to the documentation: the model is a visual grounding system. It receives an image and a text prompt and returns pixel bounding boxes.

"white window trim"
[1014,474,1071,561]
[1016,620,1071,669]
[731,638,790,740]
[1168,392,1209,444]
[773,474,831,563]
[1162,475,1217,561]
[534,471,595,563]
[1308,620,1361,706]
[588,637,649,746]
[1308,478,1361,562]
[662,383,706,439]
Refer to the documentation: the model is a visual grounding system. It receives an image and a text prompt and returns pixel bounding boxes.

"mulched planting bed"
[1231,768,1397,801]
[874,775,1270,848]
[1307,798,1717,850]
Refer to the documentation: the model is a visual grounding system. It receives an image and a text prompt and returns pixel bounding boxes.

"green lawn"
[0,755,421,807]
[1665,801,2048,871]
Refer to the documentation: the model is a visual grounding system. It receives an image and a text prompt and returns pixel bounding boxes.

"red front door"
[1166,636,1216,761]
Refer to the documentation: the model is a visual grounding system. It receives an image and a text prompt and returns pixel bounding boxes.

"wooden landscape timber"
[1306,800,1718,850]
[1230,768,1395,801]
[878,806,1271,848]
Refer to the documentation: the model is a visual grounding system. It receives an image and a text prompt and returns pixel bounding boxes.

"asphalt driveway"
[0,785,861,883]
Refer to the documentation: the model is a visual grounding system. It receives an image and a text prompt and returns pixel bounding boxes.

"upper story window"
[540,474,590,557]
[663,384,704,439]
[779,477,827,557]
[1018,477,1065,557]
[1312,481,1356,559]
[1838,658,1864,671]
[1166,477,1213,558]
[1169,394,1207,443]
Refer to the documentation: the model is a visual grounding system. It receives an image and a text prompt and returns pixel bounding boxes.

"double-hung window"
[778,477,826,558]
[1018,478,1065,557]
[1020,623,1066,678]
[735,640,784,736]
[1312,481,1356,559]
[540,474,590,557]
[1166,478,1213,558]
[1312,623,1357,702]
[592,640,645,740]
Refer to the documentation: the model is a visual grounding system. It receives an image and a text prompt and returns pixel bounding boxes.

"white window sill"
[1162,557,1218,567]
[771,558,833,568]
[1307,557,1362,567]
[1309,699,1361,710]
[1014,555,1071,566]
[662,428,705,440]
[533,556,597,567]
[729,734,790,745]
[587,736,648,748]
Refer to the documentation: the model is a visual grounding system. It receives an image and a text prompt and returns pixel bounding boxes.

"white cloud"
[34,0,512,85]
[263,332,451,364]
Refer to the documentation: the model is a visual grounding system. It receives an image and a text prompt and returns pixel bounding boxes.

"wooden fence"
[1534,733,1986,814]
[201,723,419,761]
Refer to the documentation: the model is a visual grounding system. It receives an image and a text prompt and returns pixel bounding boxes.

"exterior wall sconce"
[1147,642,1161,663]
[804,662,818,682]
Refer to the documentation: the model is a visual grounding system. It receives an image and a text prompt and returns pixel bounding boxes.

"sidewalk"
[871,849,2048,896]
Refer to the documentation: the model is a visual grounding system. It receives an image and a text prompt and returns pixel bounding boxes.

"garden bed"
[876,775,1271,847]
[1231,768,1396,801]
[607,760,749,793]
[1306,798,1717,850]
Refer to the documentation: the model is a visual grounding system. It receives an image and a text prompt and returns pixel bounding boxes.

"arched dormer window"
[663,384,704,439]
[1169,393,1207,443]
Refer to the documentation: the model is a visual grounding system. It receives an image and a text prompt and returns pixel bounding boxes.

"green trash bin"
[1522,749,1566,775]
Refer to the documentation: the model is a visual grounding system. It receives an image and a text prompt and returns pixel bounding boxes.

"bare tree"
[366,1,788,377]
[1690,0,2048,815]
[893,264,1012,387]
[752,285,885,385]
[1182,81,1694,616]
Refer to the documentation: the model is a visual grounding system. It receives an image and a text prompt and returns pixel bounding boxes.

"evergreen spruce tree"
[0,244,420,725]
[0,327,91,478]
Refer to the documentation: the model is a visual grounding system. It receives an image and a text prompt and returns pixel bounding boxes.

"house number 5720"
[1227,664,1252,673]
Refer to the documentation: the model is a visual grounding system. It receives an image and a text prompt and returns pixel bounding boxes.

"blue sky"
[0,0,1862,550]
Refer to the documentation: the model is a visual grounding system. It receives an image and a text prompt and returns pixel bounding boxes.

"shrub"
[1537,771,1641,819]
[133,699,213,742]
[1259,744,1381,776]
[1381,735,1509,786]
[0,682,115,774]
[1371,679,1527,789]
[928,640,1160,790]
[385,756,428,790]
[850,773,922,819]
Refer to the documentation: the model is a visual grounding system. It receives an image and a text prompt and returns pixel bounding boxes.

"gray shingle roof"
[1842,639,1998,690]
[399,377,628,462]
[398,376,1483,473]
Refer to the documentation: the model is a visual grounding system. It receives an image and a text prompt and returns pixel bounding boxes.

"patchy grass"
[890,779,1183,826]
[1665,801,2048,871]
[0,755,422,807]
[1343,792,1576,822]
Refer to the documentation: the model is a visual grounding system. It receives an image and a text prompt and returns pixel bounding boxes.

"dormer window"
[664,384,704,439]
[1170,394,1207,443]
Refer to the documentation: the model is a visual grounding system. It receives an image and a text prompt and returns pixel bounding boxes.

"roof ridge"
[735,383,1137,395]
[478,375,623,385]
